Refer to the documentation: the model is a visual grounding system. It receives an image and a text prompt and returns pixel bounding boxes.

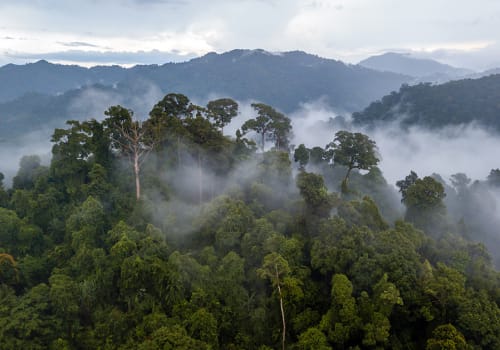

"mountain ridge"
[0,49,410,110]
[359,52,473,82]
[0,49,413,141]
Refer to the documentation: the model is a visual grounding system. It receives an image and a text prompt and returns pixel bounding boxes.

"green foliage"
[293,144,309,170]
[396,170,419,203]
[326,130,379,193]
[242,103,292,151]
[353,75,500,130]
[426,324,467,350]
[296,327,331,350]
[206,98,238,132]
[1,92,500,350]
[296,172,337,218]
[338,196,389,231]
[403,176,447,234]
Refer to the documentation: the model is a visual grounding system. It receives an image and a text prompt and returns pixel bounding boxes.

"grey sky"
[1,0,499,69]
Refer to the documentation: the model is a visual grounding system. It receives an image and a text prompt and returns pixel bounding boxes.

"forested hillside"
[1,93,500,349]
[352,74,500,130]
[0,50,411,142]
[0,50,410,111]
[0,60,126,103]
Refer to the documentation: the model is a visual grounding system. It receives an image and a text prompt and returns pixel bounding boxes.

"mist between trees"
[1,93,500,349]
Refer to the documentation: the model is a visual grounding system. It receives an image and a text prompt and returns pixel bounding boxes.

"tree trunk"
[275,264,286,350]
[177,136,182,167]
[198,152,203,205]
[134,152,141,200]
[342,167,352,194]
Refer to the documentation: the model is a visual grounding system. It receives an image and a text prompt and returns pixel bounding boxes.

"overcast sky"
[1,0,500,69]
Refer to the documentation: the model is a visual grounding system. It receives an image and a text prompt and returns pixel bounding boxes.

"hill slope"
[137,49,410,112]
[0,49,412,141]
[359,52,472,82]
[0,49,410,112]
[352,74,500,130]
[0,60,127,103]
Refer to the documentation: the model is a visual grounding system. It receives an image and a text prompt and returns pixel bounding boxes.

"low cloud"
[5,49,197,66]
[0,131,52,186]
[58,41,102,48]
[366,123,500,186]
[287,101,500,188]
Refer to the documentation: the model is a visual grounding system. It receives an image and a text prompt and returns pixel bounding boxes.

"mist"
[0,131,52,186]
[289,102,500,187]
[0,79,165,186]
[286,101,500,265]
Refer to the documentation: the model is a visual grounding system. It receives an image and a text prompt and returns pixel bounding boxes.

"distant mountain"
[0,50,411,113]
[352,74,500,130]
[0,60,127,103]
[0,81,164,140]
[0,49,412,141]
[468,67,500,79]
[359,52,473,83]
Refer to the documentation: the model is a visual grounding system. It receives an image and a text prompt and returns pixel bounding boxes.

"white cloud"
[1,0,500,67]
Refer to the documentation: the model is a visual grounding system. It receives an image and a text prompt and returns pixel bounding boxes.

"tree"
[326,131,379,193]
[269,109,292,151]
[309,146,328,165]
[294,144,309,170]
[296,327,331,350]
[258,253,291,350]
[296,172,336,218]
[206,98,238,133]
[104,106,155,200]
[426,324,467,350]
[0,173,7,208]
[0,253,18,286]
[181,113,231,203]
[404,176,447,232]
[487,168,500,187]
[319,274,361,347]
[146,93,194,168]
[49,273,80,340]
[242,103,291,152]
[12,155,42,190]
[51,120,93,198]
[66,196,107,252]
[149,93,193,120]
[450,173,471,192]
[396,170,419,203]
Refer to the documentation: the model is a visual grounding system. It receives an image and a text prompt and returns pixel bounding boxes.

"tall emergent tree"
[258,253,291,350]
[104,106,155,200]
[396,170,419,202]
[242,103,292,152]
[206,98,238,133]
[326,130,379,192]
[402,176,447,233]
[294,144,310,170]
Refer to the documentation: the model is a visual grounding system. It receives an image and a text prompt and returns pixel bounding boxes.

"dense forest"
[352,74,500,130]
[1,93,500,349]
